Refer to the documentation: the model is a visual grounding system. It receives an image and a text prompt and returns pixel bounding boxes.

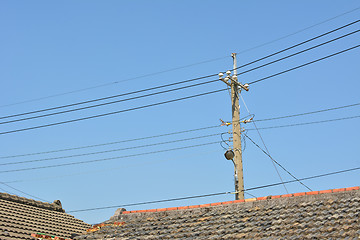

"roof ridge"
[0,191,64,212]
[120,186,359,215]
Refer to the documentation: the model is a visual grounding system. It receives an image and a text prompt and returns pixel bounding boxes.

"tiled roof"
[0,192,91,240]
[76,187,360,239]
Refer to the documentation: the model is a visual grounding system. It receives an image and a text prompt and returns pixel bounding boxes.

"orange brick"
[145,209,157,212]
[306,191,319,195]
[178,206,188,210]
[271,195,281,199]
[188,205,200,209]
[346,186,360,191]
[280,194,293,198]
[200,204,211,208]
[319,189,332,194]
[122,211,130,214]
[157,208,167,212]
[293,192,306,197]
[210,202,222,206]
[137,210,147,213]
[333,188,346,193]
[221,201,234,205]
[256,197,267,201]
[167,207,178,211]
[233,199,245,203]
[245,198,256,202]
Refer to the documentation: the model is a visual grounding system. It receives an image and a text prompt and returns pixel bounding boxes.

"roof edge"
[0,192,64,212]
[120,186,359,215]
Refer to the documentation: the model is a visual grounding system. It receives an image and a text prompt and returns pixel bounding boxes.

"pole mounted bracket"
[235,82,250,91]
[218,72,249,91]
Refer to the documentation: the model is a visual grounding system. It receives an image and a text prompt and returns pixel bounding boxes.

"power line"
[0,125,221,159]
[67,166,360,213]
[234,19,360,72]
[235,6,360,56]
[0,75,218,121]
[0,88,227,135]
[0,182,48,202]
[237,28,360,76]
[243,133,312,191]
[251,115,360,130]
[255,102,360,122]
[3,6,359,109]
[0,79,220,125]
[248,43,360,85]
[1,101,358,159]
[239,93,289,194]
[3,19,359,123]
[4,149,221,184]
[0,141,223,174]
[0,133,224,166]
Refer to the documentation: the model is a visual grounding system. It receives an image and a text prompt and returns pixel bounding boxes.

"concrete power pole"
[219,53,249,200]
[231,53,244,200]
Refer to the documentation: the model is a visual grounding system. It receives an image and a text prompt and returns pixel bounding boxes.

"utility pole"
[219,53,249,200]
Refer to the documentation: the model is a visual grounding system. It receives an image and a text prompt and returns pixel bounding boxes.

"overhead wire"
[3,6,359,109]
[233,19,360,72]
[2,18,360,122]
[239,93,289,193]
[255,102,360,122]
[250,115,360,130]
[236,28,360,76]
[0,88,227,135]
[0,125,221,159]
[0,182,48,202]
[4,149,221,184]
[235,6,360,56]
[243,133,312,191]
[0,133,225,166]
[67,165,360,213]
[0,141,225,174]
[1,101,358,159]
[0,79,221,125]
[0,74,218,121]
[2,112,358,180]
[248,43,360,85]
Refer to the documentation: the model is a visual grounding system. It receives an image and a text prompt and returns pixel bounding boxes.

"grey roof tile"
[0,192,90,239]
[78,188,360,239]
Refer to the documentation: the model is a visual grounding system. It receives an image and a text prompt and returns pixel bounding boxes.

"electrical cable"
[3,6,359,109]
[0,79,220,125]
[248,43,360,85]
[239,93,289,194]
[244,133,312,191]
[0,141,224,174]
[0,182,49,202]
[2,19,359,126]
[0,88,227,135]
[0,186,13,195]
[0,125,221,159]
[0,133,225,166]
[233,19,360,72]
[250,115,360,130]
[255,102,360,122]
[3,19,360,119]
[0,75,218,121]
[235,6,360,56]
[4,149,221,184]
[236,28,360,76]
[2,102,358,159]
[67,166,360,213]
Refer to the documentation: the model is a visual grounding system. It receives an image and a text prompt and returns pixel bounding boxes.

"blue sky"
[1,1,359,224]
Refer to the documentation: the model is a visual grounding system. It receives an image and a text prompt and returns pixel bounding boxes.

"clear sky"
[1,1,359,224]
